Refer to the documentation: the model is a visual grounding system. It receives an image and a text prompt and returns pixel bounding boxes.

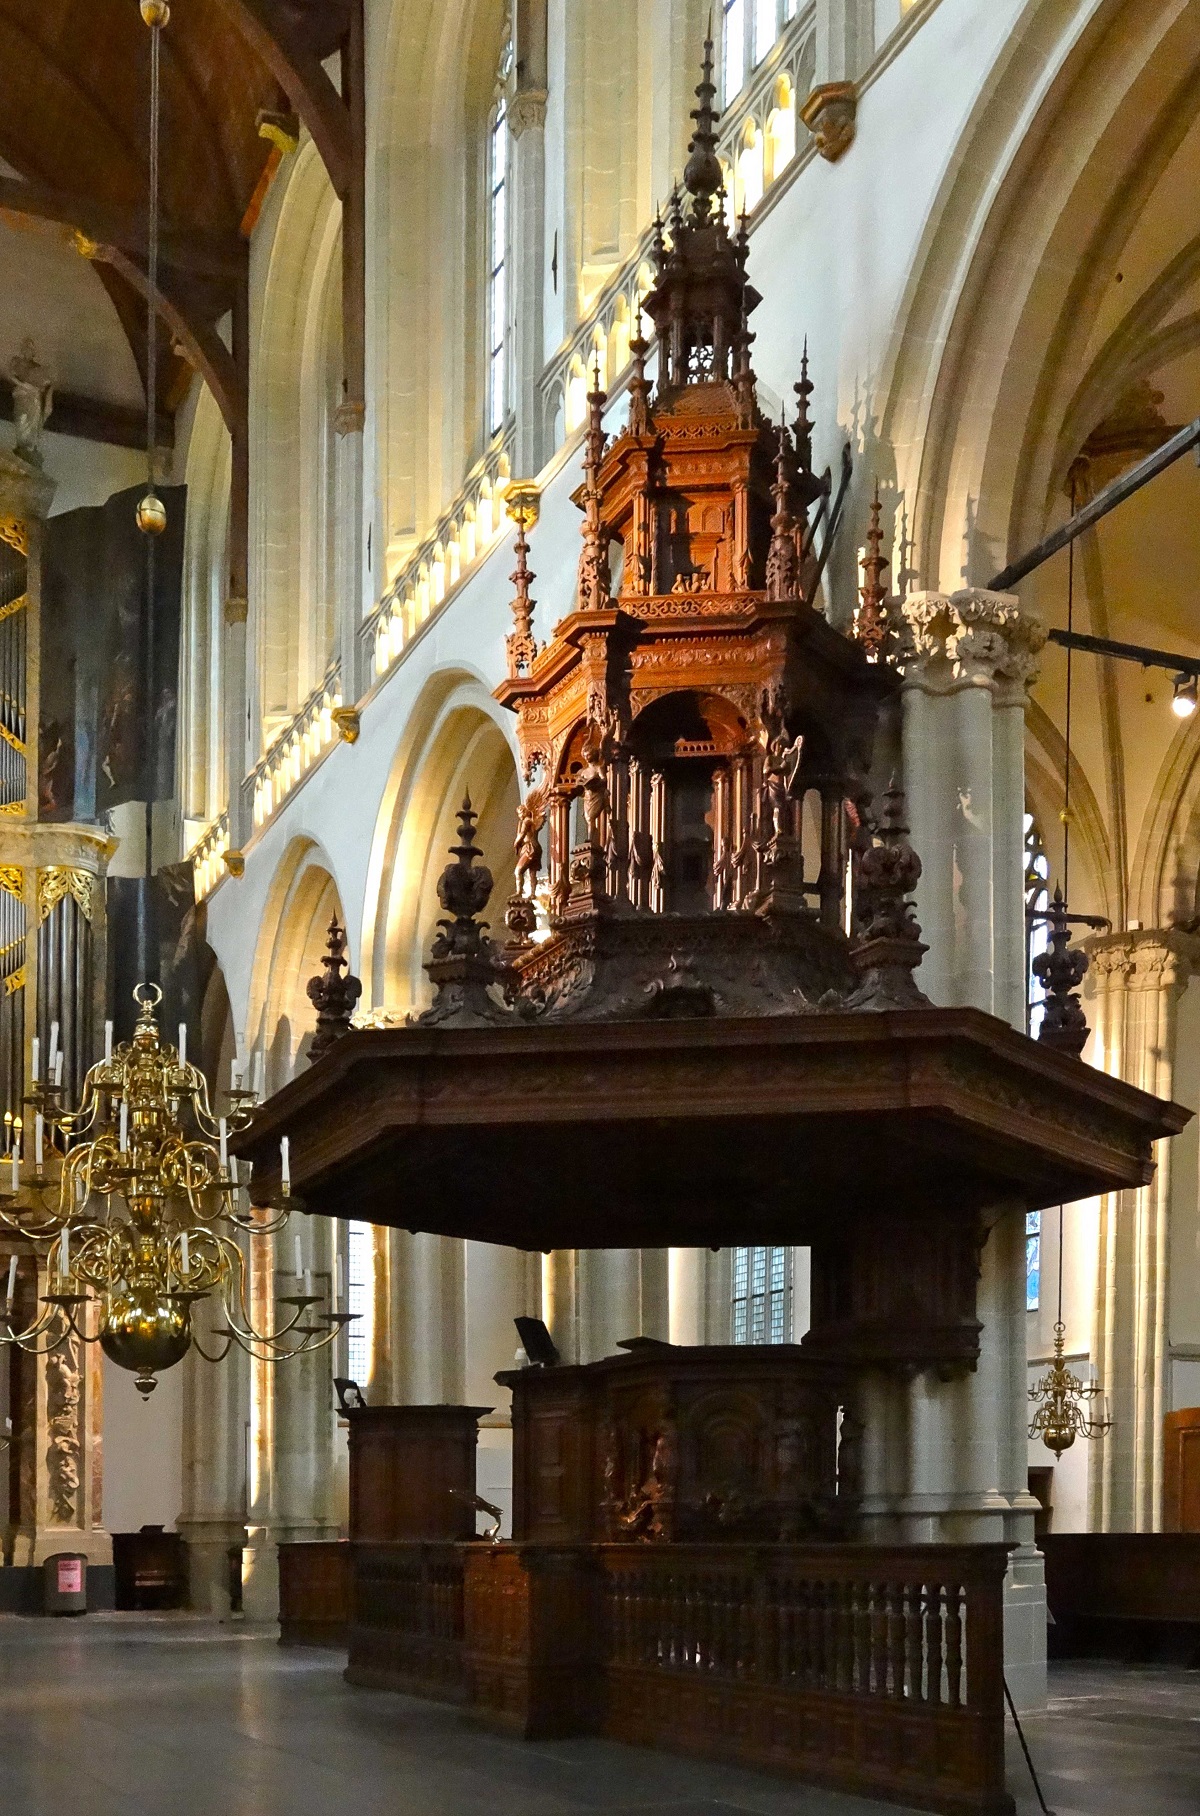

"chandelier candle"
[119,1099,128,1153]
[34,1114,43,1170]
[30,1038,38,1083]
[5,1254,15,1307]
[178,1024,187,1067]
[218,1117,228,1171]
[104,1022,113,1062]
[48,1022,58,1069]
[280,1136,290,1192]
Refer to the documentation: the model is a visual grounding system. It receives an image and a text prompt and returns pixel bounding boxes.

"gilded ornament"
[0,517,28,557]
[38,868,93,926]
[0,866,22,901]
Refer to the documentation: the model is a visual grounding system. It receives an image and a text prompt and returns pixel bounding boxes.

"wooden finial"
[306,916,363,1061]
[506,518,539,679]
[765,415,798,602]
[856,482,890,659]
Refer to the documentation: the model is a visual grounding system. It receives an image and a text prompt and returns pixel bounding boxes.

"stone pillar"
[240,1216,340,1621]
[223,606,250,854]
[384,1230,465,1404]
[511,0,549,478]
[896,589,1048,1707]
[898,589,1045,1025]
[178,1288,250,1615]
[814,0,874,85]
[579,1248,671,1362]
[1085,931,1200,1532]
[333,417,367,704]
[543,1249,580,1363]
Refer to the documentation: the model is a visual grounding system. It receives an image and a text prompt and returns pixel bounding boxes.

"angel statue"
[760,695,804,839]
[577,715,616,848]
[513,781,549,897]
[8,339,53,465]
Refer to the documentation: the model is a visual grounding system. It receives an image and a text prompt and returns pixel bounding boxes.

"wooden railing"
[349,1539,1013,1815]
[599,1543,1011,1814]
[346,1542,466,1700]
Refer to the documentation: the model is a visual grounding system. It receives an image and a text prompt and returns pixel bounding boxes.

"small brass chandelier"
[0,985,353,1397]
[1027,1204,1110,1458]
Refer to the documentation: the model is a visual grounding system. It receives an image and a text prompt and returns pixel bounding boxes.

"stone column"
[898,589,1045,1024]
[333,415,367,705]
[240,1216,340,1621]
[178,1288,250,1615]
[384,1230,465,1404]
[579,1247,671,1362]
[1085,931,1200,1532]
[896,589,1048,1707]
[511,0,549,478]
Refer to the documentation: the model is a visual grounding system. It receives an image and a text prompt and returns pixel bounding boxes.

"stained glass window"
[1026,1211,1041,1312]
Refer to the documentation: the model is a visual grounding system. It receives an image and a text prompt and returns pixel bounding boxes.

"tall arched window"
[486,42,513,439]
[722,0,799,102]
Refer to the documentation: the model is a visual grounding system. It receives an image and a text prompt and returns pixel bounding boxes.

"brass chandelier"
[1027,1317,1111,1458]
[0,985,352,1396]
[1027,1203,1110,1458]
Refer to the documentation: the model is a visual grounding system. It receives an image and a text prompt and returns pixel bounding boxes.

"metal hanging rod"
[1046,627,1200,679]
[989,414,1200,591]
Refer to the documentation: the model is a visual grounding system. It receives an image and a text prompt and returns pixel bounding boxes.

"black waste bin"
[43,1552,87,1616]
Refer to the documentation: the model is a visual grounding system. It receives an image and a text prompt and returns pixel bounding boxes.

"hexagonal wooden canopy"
[234,1007,1190,1251]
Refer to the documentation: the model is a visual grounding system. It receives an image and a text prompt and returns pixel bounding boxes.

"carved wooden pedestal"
[345,1404,489,1691]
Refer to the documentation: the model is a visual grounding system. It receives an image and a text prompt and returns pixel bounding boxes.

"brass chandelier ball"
[100,1286,191,1397]
[136,489,167,535]
[140,0,170,26]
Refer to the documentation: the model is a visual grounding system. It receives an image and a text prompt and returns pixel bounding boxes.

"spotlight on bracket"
[1172,673,1198,719]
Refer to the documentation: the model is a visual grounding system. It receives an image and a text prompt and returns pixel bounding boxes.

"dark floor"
[0,1616,1195,1816]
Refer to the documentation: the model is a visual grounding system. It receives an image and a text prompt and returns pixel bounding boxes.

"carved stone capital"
[897,589,1046,701]
[509,87,548,138]
[334,398,366,437]
[1082,928,1200,996]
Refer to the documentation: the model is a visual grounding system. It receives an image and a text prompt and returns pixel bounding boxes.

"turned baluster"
[904,1580,925,1701]
[945,1580,964,1709]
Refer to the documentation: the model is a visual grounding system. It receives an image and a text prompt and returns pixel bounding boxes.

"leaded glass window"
[732,1246,792,1343]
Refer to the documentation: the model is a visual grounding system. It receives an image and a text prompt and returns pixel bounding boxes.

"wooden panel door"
[1164,1408,1200,1530]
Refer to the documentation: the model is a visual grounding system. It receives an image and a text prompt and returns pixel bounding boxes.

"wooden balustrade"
[345,1542,467,1699]
[598,1543,1010,1814]
[348,1538,1012,1815]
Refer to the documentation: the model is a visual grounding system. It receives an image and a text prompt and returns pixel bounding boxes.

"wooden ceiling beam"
[212,0,352,194]
[0,378,174,453]
[93,246,244,440]
[214,0,365,416]
[0,173,245,280]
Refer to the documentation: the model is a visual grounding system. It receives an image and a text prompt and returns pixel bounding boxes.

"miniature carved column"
[898,590,1045,1027]
[1084,931,1200,1532]
[511,0,549,478]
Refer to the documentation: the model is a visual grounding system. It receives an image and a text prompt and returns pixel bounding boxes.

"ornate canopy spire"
[682,33,721,222]
[641,49,761,392]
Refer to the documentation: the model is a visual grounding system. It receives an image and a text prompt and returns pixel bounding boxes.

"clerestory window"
[722,0,799,103]
[732,1245,793,1343]
[486,45,513,439]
